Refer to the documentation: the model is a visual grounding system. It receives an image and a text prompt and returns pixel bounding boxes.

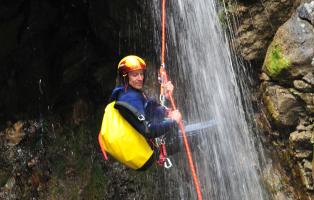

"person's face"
[128,69,144,90]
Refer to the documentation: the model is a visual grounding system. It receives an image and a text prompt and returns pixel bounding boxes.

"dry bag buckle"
[138,114,145,121]
[164,158,172,169]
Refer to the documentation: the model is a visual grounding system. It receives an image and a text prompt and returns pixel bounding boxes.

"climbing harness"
[159,0,203,199]
[154,136,172,169]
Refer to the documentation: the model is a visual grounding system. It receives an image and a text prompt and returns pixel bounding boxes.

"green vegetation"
[263,95,280,125]
[264,45,291,78]
[0,170,10,187]
[218,10,228,30]
[44,117,107,199]
[217,1,237,31]
[81,162,107,199]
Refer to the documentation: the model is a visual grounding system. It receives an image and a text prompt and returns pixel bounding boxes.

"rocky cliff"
[0,1,160,199]
[229,0,314,199]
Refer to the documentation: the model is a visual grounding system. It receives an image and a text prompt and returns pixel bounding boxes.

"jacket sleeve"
[145,99,178,138]
[147,118,177,138]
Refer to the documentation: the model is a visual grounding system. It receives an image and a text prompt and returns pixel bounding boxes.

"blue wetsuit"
[109,86,176,139]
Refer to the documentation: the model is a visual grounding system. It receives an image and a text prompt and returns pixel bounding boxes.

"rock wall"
[229,0,314,198]
[0,1,159,199]
[260,1,314,196]
[0,0,152,124]
[227,0,301,62]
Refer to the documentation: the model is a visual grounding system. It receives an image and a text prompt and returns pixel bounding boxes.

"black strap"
[114,101,150,135]
[114,101,145,121]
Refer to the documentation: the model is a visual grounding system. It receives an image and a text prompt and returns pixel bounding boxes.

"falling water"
[148,0,268,199]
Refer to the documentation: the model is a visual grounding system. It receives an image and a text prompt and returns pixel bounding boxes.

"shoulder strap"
[114,101,145,122]
[114,101,149,135]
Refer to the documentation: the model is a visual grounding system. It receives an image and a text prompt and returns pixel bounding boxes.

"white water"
[149,0,268,199]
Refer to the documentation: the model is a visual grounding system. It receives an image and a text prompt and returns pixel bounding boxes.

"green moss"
[48,177,65,200]
[81,162,107,199]
[264,45,291,77]
[218,11,228,30]
[47,132,68,178]
[0,171,10,187]
[53,155,67,178]
[71,125,90,172]
[217,1,237,31]
[47,122,92,178]
[69,186,81,200]
[264,95,278,121]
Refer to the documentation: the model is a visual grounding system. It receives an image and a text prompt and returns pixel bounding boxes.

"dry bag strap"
[114,101,145,122]
[98,133,108,160]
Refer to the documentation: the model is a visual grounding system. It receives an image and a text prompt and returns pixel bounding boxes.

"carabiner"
[164,158,172,169]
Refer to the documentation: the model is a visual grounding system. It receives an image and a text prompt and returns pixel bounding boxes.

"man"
[99,55,181,170]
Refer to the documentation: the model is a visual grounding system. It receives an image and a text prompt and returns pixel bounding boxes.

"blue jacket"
[108,86,176,138]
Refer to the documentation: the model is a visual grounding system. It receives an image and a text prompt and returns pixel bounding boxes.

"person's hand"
[168,109,182,124]
[163,81,174,99]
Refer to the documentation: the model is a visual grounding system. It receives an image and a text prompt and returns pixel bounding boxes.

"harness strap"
[98,133,108,160]
[152,136,172,169]
[156,143,167,166]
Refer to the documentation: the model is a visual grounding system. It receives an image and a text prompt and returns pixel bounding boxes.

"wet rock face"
[4,121,26,146]
[259,1,314,196]
[0,118,160,199]
[289,122,314,191]
[262,11,314,80]
[0,1,157,199]
[227,0,301,61]
[261,0,314,124]
[0,0,148,123]
[262,163,298,200]
[298,1,314,25]
[0,120,50,199]
[262,84,304,128]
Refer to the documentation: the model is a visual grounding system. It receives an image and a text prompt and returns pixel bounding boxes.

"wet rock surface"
[263,163,298,200]
[0,0,152,124]
[0,120,49,199]
[256,1,314,198]
[261,7,314,80]
[262,84,304,128]
[224,0,301,61]
[224,0,314,198]
[298,1,314,25]
[0,1,158,199]
[0,117,160,199]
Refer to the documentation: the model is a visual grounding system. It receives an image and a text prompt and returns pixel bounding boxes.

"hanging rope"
[159,0,203,199]
[161,0,166,65]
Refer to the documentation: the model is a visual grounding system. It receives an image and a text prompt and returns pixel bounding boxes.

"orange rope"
[160,1,203,199]
[161,0,166,65]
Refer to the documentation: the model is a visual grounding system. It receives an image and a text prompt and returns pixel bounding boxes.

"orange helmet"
[118,55,146,76]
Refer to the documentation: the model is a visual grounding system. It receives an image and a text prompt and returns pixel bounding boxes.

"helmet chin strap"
[123,74,128,91]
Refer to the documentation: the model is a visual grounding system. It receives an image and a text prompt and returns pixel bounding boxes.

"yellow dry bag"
[98,101,153,170]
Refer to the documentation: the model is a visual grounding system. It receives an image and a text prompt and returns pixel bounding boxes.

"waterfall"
[148,0,268,199]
